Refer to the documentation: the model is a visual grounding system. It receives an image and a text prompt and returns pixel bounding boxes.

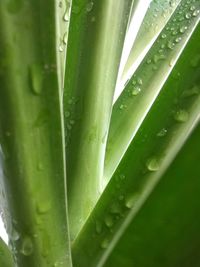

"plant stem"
[64,0,133,240]
[0,1,72,266]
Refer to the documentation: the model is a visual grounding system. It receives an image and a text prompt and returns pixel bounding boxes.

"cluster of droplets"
[145,0,200,70]
[59,0,71,53]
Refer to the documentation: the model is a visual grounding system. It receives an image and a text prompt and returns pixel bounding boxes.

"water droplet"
[137,78,143,85]
[95,221,102,234]
[161,33,167,39]
[63,9,70,22]
[101,238,109,249]
[125,194,138,209]
[146,157,160,171]
[10,228,20,241]
[175,37,182,43]
[192,9,200,16]
[174,109,189,122]
[132,79,137,85]
[182,85,199,97]
[59,1,62,8]
[20,236,33,256]
[29,64,43,95]
[110,202,121,214]
[185,12,191,19]
[36,201,51,214]
[59,44,64,52]
[131,86,141,96]
[63,32,68,45]
[104,215,114,228]
[37,163,44,171]
[180,25,187,33]
[86,2,94,12]
[190,5,195,11]
[64,111,70,118]
[157,128,167,137]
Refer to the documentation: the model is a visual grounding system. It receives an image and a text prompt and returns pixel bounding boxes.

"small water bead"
[36,201,51,215]
[182,85,199,97]
[10,228,20,241]
[95,221,102,234]
[180,25,188,33]
[20,236,33,256]
[59,1,62,8]
[185,12,192,19]
[167,41,175,50]
[119,104,127,110]
[86,2,94,12]
[175,37,182,43]
[125,194,138,209]
[64,111,70,118]
[161,33,167,39]
[146,59,152,64]
[146,157,160,171]
[193,9,200,16]
[101,238,109,249]
[59,44,64,52]
[190,5,196,11]
[157,128,167,137]
[104,215,114,228]
[174,109,189,122]
[137,77,143,85]
[132,79,137,85]
[131,86,141,96]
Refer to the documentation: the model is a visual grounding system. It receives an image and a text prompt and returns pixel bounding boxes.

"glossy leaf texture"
[64,0,133,240]
[72,21,200,267]
[0,1,72,266]
[104,0,200,186]
[105,123,200,267]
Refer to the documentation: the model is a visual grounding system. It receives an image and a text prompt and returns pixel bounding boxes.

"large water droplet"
[29,64,43,95]
[146,157,160,171]
[20,236,33,256]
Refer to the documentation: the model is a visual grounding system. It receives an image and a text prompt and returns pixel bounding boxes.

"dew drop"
[95,221,102,234]
[101,238,109,249]
[174,109,189,122]
[131,86,141,96]
[36,201,51,215]
[20,236,33,256]
[63,32,68,45]
[86,2,94,12]
[29,64,43,95]
[104,215,114,228]
[192,9,200,17]
[157,128,167,137]
[125,194,139,209]
[180,25,187,33]
[146,157,160,171]
[185,12,191,19]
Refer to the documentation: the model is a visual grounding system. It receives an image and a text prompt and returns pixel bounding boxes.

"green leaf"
[0,238,14,267]
[104,0,200,186]
[64,0,133,240]
[0,1,72,266]
[105,123,200,267]
[121,0,181,87]
[72,21,200,267]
